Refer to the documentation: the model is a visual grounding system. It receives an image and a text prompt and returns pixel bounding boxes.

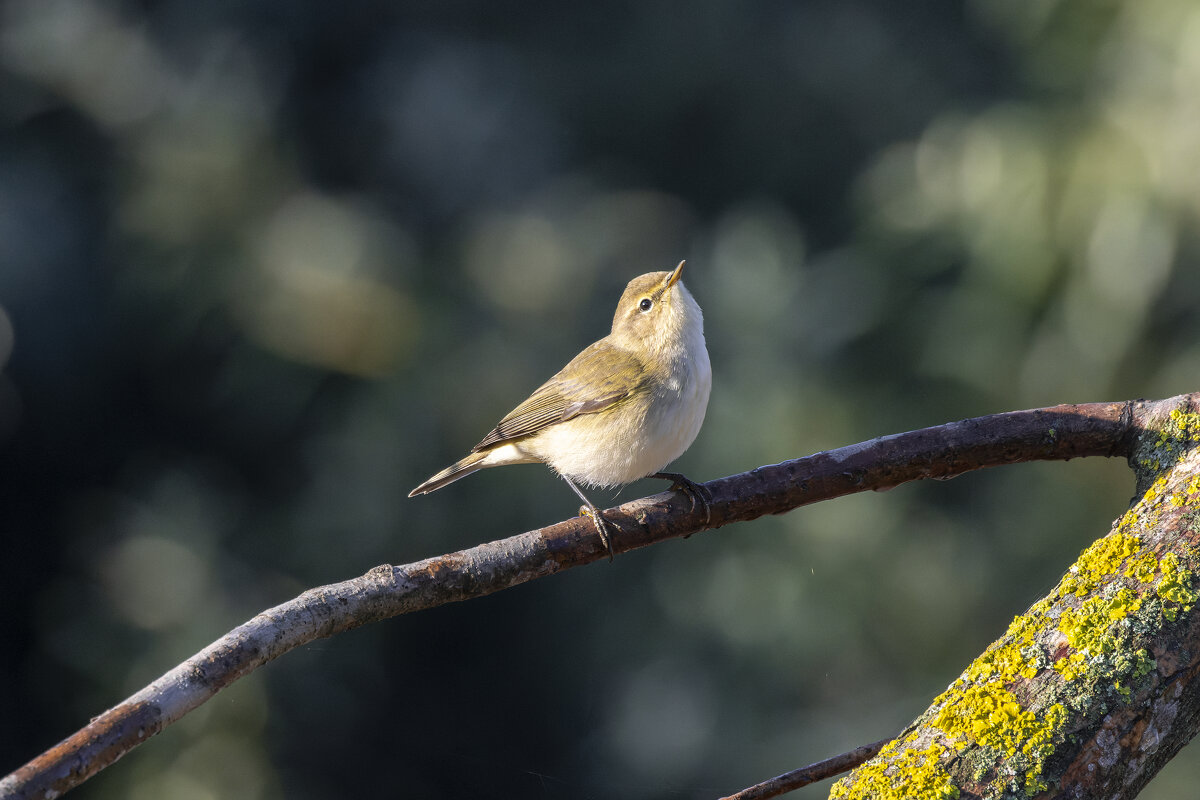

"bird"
[409,260,712,557]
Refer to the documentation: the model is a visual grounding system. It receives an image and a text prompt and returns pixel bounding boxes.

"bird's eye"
[639,298,653,312]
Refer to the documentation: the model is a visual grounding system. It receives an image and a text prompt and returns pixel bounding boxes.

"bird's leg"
[562,475,616,561]
[650,472,713,527]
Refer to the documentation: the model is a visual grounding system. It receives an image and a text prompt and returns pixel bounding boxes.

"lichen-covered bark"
[4,395,1193,799]
[833,403,1200,799]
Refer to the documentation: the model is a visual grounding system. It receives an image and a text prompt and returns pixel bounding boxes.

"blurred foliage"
[2,0,1200,798]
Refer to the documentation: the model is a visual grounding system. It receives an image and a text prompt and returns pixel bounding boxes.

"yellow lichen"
[1054,471,1197,627]
[1157,552,1198,618]
[1143,477,1170,507]
[1061,532,1142,597]
[1051,589,1141,681]
[905,469,1195,792]
[1042,466,1198,690]
[1125,551,1160,584]
[830,740,959,800]
[1055,651,1086,683]
[932,684,1063,765]
[838,411,1200,797]
[968,611,1043,683]
[1141,410,1200,475]
[1164,409,1200,444]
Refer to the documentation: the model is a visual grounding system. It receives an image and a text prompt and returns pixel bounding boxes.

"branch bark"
[719,739,892,800]
[831,394,1200,798]
[0,396,1174,799]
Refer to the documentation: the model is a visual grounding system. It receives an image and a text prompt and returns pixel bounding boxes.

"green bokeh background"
[2,1,1200,797]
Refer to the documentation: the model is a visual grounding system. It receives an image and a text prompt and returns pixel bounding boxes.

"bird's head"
[610,261,703,357]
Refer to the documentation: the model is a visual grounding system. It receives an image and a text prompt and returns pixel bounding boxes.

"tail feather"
[409,451,488,497]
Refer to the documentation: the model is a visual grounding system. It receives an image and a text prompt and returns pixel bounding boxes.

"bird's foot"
[578,504,616,561]
[651,472,713,528]
[562,474,617,561]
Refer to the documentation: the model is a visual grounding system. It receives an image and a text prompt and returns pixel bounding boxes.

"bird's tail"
[408,451,489,497]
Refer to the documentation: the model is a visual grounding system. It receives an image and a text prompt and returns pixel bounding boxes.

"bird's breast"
[532,325,711,488]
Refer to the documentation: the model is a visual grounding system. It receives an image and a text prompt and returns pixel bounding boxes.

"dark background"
[3,0,1200,797]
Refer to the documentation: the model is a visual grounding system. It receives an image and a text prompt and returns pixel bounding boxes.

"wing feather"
[473,341,648,451]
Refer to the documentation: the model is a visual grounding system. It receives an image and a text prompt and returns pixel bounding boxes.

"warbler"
[409,260,712,556]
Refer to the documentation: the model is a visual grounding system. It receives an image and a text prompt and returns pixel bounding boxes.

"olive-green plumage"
[409,261,711,551]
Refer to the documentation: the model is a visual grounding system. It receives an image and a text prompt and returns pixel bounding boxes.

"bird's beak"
[665,260,685,289]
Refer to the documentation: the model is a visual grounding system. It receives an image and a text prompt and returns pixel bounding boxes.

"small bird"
[409,260,712,556]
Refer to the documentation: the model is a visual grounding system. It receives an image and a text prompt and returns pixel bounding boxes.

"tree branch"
[0,396,1166,799]
[831,394,1200,798]
[719,739,892,800]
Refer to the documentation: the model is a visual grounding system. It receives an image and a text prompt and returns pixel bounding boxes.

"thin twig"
[719,738,893,800]
[0,398,1153,799]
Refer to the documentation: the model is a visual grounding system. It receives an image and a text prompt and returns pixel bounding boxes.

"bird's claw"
[651,472,713,529]
[578,504,616,561]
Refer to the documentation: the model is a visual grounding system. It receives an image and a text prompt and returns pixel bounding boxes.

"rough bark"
[832,396,1200,799]
[0,396,1185,800]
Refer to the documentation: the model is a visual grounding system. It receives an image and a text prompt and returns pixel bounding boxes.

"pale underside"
[473,334,710,487]
[408,269,711,499]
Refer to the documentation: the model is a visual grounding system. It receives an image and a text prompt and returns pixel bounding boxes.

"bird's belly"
[531,371,710,488]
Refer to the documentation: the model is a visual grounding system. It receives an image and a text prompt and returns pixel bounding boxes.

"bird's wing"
[472,341,648,450]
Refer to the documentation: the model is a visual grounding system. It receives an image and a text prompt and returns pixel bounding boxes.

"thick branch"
[833,394,1200,798]
[0,396,1167,799]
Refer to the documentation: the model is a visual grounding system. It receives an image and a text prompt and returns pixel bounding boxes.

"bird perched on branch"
[410,260,712,557]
